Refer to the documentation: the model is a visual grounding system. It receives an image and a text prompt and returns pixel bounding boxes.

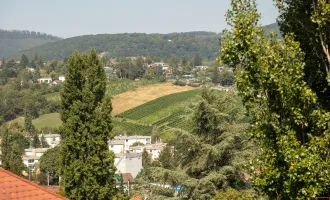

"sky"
[0,0,278,38]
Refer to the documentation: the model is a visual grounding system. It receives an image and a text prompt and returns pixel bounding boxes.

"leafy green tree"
[0,124,25,176]
[5,59,16,69]
[169,56,179,77]
[221,0,330,198]
[193,54,202,66]
[156,145,174,170]
[142,148,152,167]
[32,134,41,148]
[211,66,219,84]
[219,70,234,86]
[40,134,50,148]
[24,110,35,136]
[59,49,117,199]
[136,89,254,199]
[40,147,61,185]
[275,0,330,110]
[20,54,29,67]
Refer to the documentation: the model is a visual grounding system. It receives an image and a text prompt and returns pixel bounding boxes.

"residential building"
[113,135,151,151]
[217,66,224,72]
[23,148,50,167]
[129,143,167,160]
[26,68,36,73]
[52,80,61,85]
[109,139,125,154]
[115,152,142,178]
[38,77,52,84]
[39,134,61,148]
[195,66,209,70]
[59,76,65,82]
[0,168,67,200]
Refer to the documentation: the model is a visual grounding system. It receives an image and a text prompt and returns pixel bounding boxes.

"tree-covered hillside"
[14,23,279,61]
[0,30,61,58]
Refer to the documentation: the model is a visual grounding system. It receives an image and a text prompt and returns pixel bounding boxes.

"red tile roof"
[0,168,67,200]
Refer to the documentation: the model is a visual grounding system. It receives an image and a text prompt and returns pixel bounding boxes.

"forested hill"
[0,30,61,58]
[9,23,279,61]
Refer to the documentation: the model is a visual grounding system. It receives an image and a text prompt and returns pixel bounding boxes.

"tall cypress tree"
[59,49,116,199]
[0,124,25,176]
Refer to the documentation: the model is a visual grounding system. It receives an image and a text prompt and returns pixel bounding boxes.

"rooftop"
[0,168,67,200]
[114,135,151,140]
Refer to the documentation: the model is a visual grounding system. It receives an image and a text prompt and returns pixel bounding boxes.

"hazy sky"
[0,0,278,38]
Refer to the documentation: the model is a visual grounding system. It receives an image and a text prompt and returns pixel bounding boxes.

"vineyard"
[112,118,153,136]
[152,111,191,132]
[116,89,201,120]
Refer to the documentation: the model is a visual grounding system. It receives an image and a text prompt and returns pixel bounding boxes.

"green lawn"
[33,113,62,130]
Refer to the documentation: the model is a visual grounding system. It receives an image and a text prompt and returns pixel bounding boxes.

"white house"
[113,136,151,151]
[129,143,167,160]
[39,77,52,84]
[59,76,65,82]
[26,68,36,73]
[109,140,125,154]
[39,134,61,148]
[195,66,209,70]
[115,152,142,178]
[23,148,49,167]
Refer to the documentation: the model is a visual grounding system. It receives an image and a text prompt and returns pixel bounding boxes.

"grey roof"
[110,140,125,145]
[114,135,151,140]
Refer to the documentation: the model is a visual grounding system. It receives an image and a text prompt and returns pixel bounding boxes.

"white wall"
[110,144,124,154]
[115,154,142,178]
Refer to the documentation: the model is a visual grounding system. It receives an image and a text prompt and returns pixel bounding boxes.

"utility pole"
[28,167,31,181]
[47,172,49,186]
[127,181,130,196]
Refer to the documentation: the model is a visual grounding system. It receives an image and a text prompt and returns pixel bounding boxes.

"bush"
[159,76,166,82]
[173,80,186,86]
[213,188,256,200]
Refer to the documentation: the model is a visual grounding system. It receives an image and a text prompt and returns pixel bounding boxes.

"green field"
[9,113,62,130]
[117,89,201,120]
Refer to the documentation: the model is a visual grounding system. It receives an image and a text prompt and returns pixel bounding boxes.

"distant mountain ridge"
[6,23,279,61]
[0,29,61,58]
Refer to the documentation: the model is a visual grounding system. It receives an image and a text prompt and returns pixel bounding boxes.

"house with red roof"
[0,168,67,200]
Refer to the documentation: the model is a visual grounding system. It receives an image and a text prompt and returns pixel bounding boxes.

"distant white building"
[112,136,151,151]
[23,148,49,167]
[39,134,61,148]
[59,76,65,82]
[38,77,52,84]
[129,143,167,160]
[115,153,142,178]
[195,66,209,70]
[109,140,125,154]
[26,68,36,73]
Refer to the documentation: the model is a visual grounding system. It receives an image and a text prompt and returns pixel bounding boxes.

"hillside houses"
[110,135,152,152]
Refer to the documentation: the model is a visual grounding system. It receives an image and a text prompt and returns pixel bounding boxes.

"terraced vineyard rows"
[153,111,190,131]
[117,89,201,120]
[112,119,153,135]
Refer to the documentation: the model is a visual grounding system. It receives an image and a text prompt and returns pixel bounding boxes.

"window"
[150,150,152,153]
[126,140,128,142]
[28,159,34,164]
[111,145,114,148]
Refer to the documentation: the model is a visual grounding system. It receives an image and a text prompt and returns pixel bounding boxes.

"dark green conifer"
[59,49,116,199]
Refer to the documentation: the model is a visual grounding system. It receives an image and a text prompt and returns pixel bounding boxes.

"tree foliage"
[59,49,117,199]
[220,0,330,198]
[39,147,60,185]
[0,124,25,176]
[275,0,330,110]
[135,88,256,199]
